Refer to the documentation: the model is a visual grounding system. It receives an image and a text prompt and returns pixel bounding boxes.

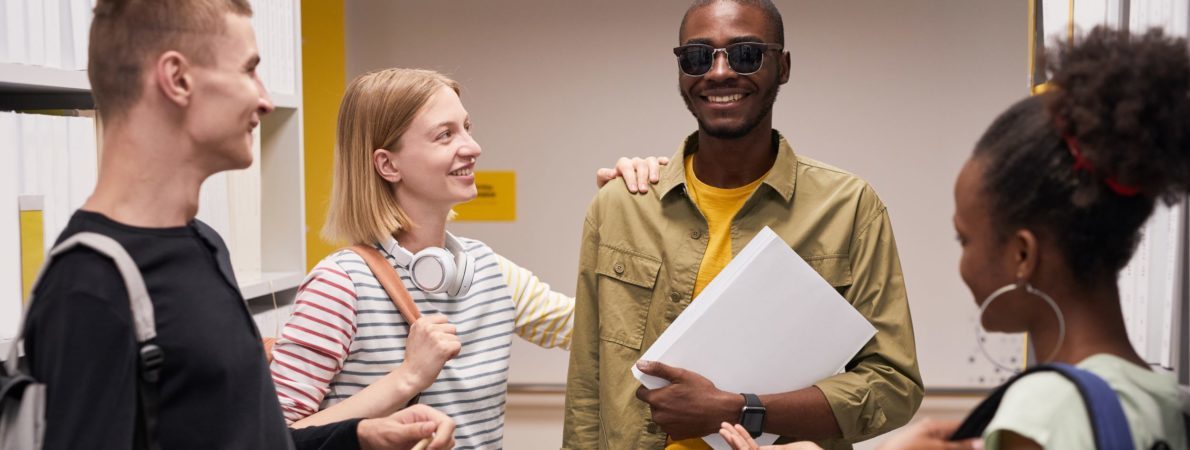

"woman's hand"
[875,419,981,450]
[400,315,461,391]
[596,156,670,193]
[718,423,824,450]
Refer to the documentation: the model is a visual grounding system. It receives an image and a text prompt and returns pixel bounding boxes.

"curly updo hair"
[973,26,1190,284]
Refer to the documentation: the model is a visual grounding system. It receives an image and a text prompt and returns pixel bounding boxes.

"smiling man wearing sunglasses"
[562,1,923,450]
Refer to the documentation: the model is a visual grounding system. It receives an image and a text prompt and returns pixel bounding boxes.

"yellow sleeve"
[496,253,574,350]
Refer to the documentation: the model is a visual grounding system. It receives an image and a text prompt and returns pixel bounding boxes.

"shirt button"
[690,230,702,239]
[665,310,678,321]
[613,263,625,274]
[670,292,682,302]
[647,422,661,434]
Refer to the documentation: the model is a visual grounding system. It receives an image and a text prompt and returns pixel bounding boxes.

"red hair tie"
[1062,135,1141,197]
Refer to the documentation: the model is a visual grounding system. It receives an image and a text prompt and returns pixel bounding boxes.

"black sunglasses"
[673,42,784,76]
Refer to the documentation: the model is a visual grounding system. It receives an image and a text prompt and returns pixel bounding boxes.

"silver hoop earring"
[975,282,1066,373]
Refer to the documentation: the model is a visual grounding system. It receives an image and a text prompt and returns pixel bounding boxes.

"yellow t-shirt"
[667,155,766,450]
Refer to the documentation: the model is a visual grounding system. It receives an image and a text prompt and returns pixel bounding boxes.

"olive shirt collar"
[657,129,798,203]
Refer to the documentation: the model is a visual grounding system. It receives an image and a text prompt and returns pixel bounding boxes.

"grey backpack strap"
[5,232,162,450]
[5,232,156,373]
[54,233,156,342]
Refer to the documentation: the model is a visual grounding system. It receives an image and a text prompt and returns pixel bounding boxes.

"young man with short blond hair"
[22,1,454,449]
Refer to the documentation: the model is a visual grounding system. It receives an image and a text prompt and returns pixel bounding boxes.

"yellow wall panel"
[454,171,517,222]
[302,0,346,270]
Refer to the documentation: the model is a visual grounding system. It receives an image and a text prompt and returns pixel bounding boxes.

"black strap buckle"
[139,343,164,383]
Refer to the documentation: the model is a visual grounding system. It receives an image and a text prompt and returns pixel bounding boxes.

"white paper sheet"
[0,112,22,342]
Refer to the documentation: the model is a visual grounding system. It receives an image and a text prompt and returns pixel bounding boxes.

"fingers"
[926,419,964,438]
[602,156,668,194]
[428,415,456,450]
[616,157,640,193]
[646,156,663,184]
[635,360,684,381]
[418,314,450,325]
[404,316,461,385]
[391,422,435,448]
[633,157,650,192]
[414,315,457,337]
[393,405,455,450]
[718,422,757,450]
[595,168,617,188]
[733,424,758,449]
[635,384,651,403]
[943,439,981,450]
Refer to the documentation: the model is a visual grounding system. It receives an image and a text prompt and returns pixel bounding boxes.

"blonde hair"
[322,68,461,245]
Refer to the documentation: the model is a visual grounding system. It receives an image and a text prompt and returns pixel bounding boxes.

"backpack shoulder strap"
[347,245,422,324]
[8,231,163,450]
[6,232,157,368]
[950,363,1134,450]
[51,232,157,342]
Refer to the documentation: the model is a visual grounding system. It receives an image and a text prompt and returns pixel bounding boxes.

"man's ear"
[778,50,791,85]
[373,148,401,183]
[1011,228,1039,284]
[155,50,193,108]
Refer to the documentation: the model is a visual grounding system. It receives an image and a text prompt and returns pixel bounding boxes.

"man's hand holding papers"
[634,360,743,440]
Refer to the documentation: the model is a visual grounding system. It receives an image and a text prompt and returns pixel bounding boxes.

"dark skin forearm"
[759,386,842,440]
[635,361,843,441]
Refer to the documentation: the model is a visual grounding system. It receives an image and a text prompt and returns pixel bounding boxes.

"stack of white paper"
[631,227,877,449]
[3,111,99,342]
[196,126,263,286]
[10,113,98,252]
[1,0,93,69]
[0,112,23,343]
[249,0,296,95]
[226,127,263,283]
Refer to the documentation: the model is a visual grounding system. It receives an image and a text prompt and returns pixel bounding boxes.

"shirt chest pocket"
[594,245,660,350]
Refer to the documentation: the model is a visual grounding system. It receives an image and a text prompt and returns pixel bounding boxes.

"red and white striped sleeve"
[269,256,358,424]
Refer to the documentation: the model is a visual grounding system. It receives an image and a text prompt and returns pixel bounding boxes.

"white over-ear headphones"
[381,232,475,297]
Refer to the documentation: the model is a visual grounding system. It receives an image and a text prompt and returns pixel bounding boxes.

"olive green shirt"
[562,131,923,450]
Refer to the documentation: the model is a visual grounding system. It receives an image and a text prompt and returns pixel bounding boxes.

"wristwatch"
[739,393,765,438]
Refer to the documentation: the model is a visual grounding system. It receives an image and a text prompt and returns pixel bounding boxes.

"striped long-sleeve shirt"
[270,238,573,449]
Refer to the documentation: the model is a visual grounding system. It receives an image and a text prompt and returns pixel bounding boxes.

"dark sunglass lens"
[728,44,765,74]
[678,46,713,76]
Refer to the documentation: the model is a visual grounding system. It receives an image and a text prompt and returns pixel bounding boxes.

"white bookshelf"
[0,0,306,328]
[0,63,89,92]
[239,271,306,300]
[273,93,301,110]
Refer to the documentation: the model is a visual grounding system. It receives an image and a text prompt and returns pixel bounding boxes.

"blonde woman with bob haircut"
[270,68,665,448]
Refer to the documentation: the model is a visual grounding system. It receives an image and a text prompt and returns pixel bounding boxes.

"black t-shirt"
[24,210,360,449]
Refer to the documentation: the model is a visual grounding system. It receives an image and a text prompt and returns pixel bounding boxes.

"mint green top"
[984,354,1187,450]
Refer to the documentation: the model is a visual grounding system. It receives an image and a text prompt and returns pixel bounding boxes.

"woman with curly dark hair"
[721,26,1190,450]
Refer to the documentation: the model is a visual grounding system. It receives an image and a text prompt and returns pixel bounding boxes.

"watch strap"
[739,393,765,438]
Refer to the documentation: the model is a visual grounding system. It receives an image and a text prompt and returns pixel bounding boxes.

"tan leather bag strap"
[349,245,422,323]
[348,245,426,407]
